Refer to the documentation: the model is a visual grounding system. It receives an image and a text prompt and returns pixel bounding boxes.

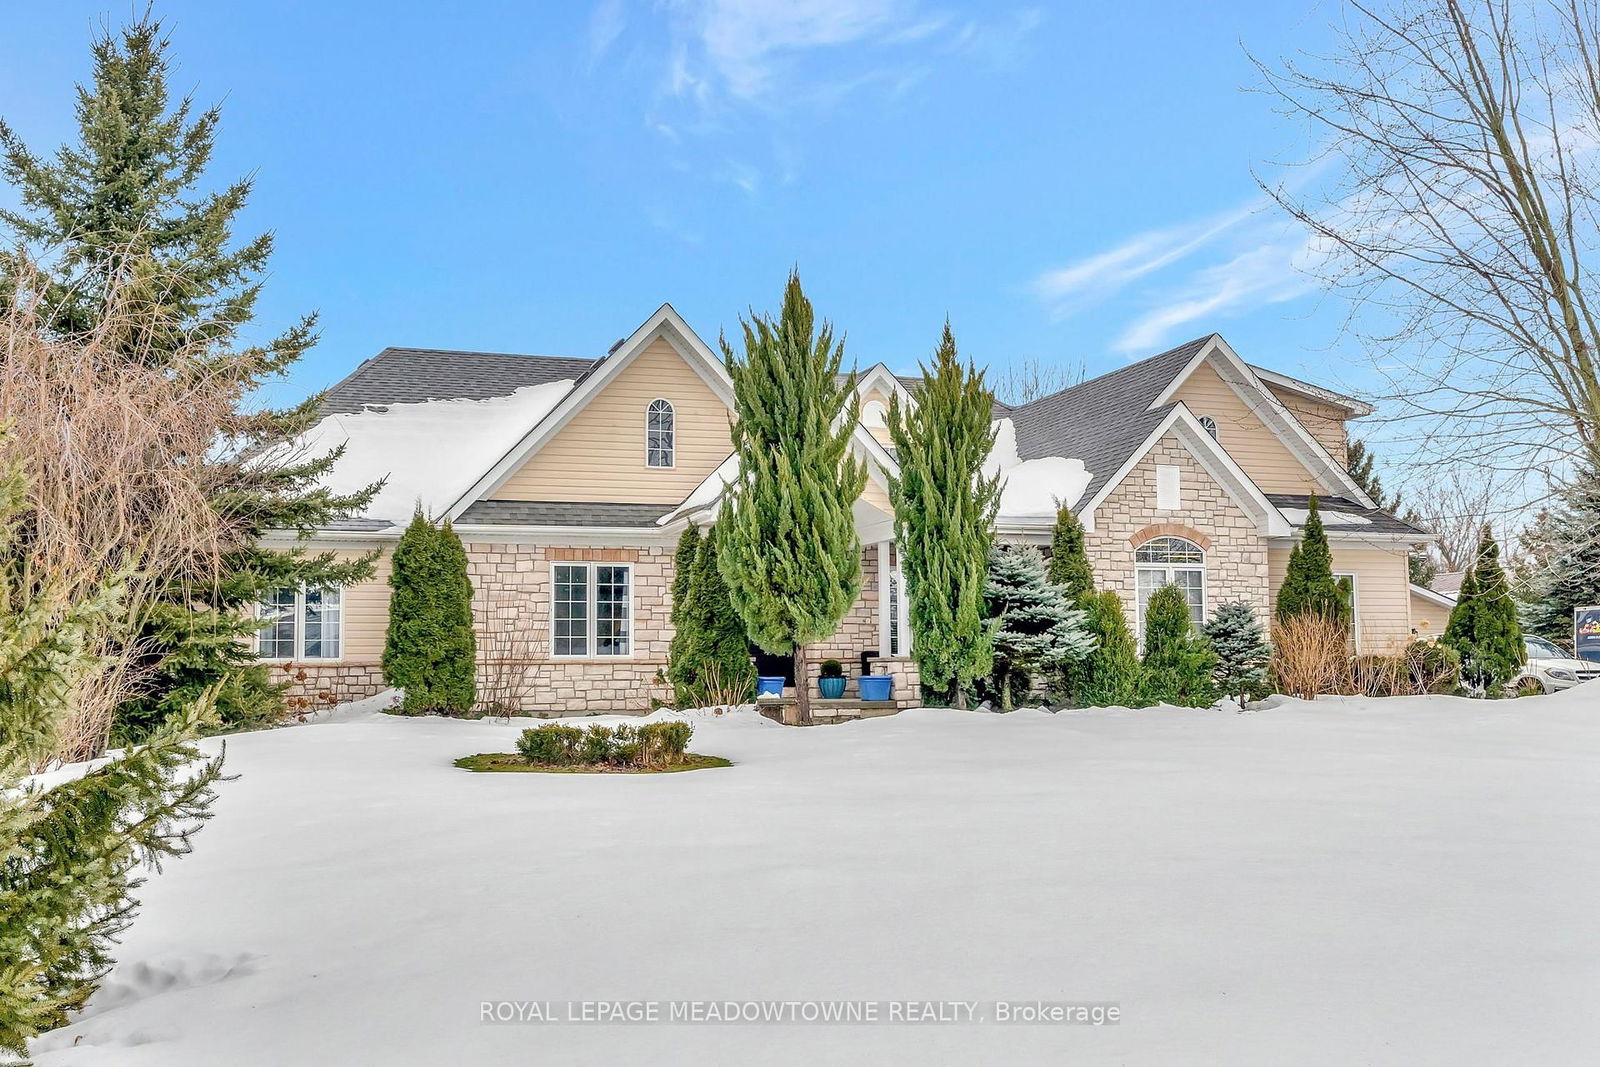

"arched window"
[646,399,674,468]
[861,399,889,428]
[1199,415,1218,439]
[1135,536,1205,634]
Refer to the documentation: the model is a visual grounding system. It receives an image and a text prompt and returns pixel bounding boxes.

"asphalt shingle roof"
[1264,494,1432,537]
[320,347,595,414]
[1003,336,1211,504]
[455,500,671,528]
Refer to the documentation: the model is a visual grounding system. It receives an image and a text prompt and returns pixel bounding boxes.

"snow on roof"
[298,379,575,525]
[1277,508,1372,527]
[658,453,741,525]
[985,418,1092,519]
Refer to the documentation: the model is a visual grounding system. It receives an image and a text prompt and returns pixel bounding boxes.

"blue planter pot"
[756,675,786,698]
[818,676,847,699]
[858,674,893,702]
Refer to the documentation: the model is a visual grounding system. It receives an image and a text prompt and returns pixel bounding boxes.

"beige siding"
[341,550,393,660]
[1266,384,1350,468]
[491,336,734,504]
[860,386,894,445]
[1269,544,1413,651]
[861,475,894,515]
[1410,589,1453,640]
[1172,361,1321,494]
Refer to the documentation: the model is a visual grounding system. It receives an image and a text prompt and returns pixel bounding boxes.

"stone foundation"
[273,540,913,718]
[272,661,388,713]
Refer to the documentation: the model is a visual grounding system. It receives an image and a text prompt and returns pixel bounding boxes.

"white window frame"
[548,562,634,659]
[645,398,675,469]
[1134,537,1206,638]
[255,584,344,662]
[1199,415,1219,439]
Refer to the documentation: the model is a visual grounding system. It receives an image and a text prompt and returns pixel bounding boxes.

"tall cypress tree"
[1444,525,1524,693]
[665,524,703,701]
[0,14,376,735]
[718,272,866,724]
[382,514,476,714]
[681,526,755,706]
[886,321,1000,709]
[1047,504,1095,601]
[1275,496,1348,626]
[1139,585,1218,707]
[1076,590,1144,708]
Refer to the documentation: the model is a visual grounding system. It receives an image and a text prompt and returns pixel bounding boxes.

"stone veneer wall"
[271,660,388,713]
[468,543,674,714]
[1086,434,1270,625]
[278,540,917,715]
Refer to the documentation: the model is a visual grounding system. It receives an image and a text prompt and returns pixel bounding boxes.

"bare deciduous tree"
[1403,468,1512,573]
[1259,0,1600,480]
[475,612,549,720]
[2,262,247,762]
[992,357,1087,406]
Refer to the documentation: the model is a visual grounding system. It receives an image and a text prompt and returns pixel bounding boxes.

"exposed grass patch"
[454,752,732,774]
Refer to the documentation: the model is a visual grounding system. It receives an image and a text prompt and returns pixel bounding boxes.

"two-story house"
[259,304,1431,713]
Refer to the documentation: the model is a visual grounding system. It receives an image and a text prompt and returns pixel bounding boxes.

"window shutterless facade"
[551,562,633,657]
[1134,536,1206,635]
[256,585,343,661]
[646,398,675,468]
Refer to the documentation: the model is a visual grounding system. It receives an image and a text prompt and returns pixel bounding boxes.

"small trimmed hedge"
[516,721,695,769]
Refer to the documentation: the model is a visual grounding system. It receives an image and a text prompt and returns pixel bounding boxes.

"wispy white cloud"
[1031,199,1261,317]
[588,0,627,61]
[1112,235,1319,353]
[1030,193,1329,355]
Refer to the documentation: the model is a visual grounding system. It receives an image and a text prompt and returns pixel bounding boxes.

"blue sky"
[0,0,1361,409]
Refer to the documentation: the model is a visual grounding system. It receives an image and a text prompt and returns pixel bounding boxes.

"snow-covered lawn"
[33,688,1600,1065]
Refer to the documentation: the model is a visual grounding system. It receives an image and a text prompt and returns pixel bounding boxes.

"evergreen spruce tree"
[982,545,1095,710]
[1443,526,1525,693]
[665,524,703,701]
[718,273,867,724]
[1046,504,1095,601]
[1517,460,1600,645]
[1139,585,1219,707]
[1203,599,1272,709]
[886,321,1000,709]
[0,459,225,1055]
[1077,590,1145,708]
[1275,496,1349,626]
[0,13,376,738]
[382,513,476,713]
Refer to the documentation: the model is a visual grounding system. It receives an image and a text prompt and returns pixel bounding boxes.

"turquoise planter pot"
[818,676,847,699]
[858,674,893,701]
[756,675,786,697]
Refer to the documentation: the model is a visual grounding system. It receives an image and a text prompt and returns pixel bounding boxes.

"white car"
[1517,635,1600,694]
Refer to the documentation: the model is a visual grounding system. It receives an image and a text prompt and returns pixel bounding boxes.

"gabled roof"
[321,347,595,414]
[1004,336,1209,507]
[444,303,733,520]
